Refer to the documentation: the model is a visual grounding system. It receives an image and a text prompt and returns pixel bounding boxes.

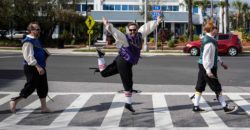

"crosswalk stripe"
[152,94,173,128]
[227,94,250,115]
[0,94,14,106]
[101,93,125,127]
[0,92,250,129]
[0,94,56,126]
[189,94,228,128]
[50,94,92,127]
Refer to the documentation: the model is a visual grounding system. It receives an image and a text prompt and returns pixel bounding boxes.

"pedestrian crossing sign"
[85,16,95,29]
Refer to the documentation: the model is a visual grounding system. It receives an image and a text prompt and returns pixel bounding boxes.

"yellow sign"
[87,30,93,35]
[85,16,95,29]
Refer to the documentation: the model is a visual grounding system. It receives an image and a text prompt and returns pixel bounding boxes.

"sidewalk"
[0,46,250,56]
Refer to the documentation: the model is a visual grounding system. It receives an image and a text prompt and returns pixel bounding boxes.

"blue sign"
[152,5,161,20]
[152,5,161,11]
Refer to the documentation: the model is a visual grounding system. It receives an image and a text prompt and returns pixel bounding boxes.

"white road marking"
[0,94,15,106]
[101,93,125,127]
[227,94,250,115]
[194,95,228,128]
[0,94,56,127]
[51,94,92,127]
[0,92,250,130]
[152,94,173,128]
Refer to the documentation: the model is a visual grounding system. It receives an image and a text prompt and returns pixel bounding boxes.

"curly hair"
[203,20,217,33]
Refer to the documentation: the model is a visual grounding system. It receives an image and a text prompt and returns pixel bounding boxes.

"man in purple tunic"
[94,16,162,113]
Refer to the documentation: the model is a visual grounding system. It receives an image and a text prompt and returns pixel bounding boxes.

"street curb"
[1,47,250,56]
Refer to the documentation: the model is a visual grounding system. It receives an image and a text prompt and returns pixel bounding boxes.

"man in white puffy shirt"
[192,21,237,113]
[9,22,51,113]
[94,16,162,113]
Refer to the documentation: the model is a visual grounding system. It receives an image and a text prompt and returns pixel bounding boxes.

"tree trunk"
[225,0,229,33]
[188,0,193,41]
[222,11,225,34]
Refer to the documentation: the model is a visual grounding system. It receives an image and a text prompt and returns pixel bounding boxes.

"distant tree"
[232,0,243,28]
[188,0,193,41]
[242,2,250,29]
[217,1,229,33]
[0,0,13,30]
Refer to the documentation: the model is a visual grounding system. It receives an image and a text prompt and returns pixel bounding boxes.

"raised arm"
[103,17,128,47]
[138,15,162,38]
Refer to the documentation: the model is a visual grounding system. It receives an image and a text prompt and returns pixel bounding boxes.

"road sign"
[152,5,161,10]
[87,29,93,35]
[152,5,161,20]
[85,16,95,29]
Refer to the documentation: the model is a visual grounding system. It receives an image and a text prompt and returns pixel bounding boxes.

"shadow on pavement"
[0,69,24,89]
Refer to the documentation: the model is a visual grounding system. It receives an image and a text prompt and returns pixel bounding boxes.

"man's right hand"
[35,64,45,75]
[207,72,216,79]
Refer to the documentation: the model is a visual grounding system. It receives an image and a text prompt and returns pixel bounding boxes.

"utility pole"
[143,0,148,52]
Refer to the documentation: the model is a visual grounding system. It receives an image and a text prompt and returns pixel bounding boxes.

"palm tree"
[225,0,229,33]
[242,3,249,29]
[193,0,209,19]
[217,1,229,34]
[232,0,243,28]
[182,0,193,41]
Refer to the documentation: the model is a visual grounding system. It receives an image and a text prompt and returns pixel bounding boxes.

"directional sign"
[85,16,95,29]
[152,5,161,11]
[87,29,93,35]
[152,5,161,20]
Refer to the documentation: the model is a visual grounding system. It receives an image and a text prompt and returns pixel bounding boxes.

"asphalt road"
[0,52,249,87]
[0,52,250,130]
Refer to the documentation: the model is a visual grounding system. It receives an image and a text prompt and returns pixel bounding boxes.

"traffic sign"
[87,29,93,35]
[152,5,161,20]
[152,5,161,11]
[85,16,95,29]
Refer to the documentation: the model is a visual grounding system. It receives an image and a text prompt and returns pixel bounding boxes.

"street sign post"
[85,16,95,50]
[152,5,161,50]
[85,16,95,29]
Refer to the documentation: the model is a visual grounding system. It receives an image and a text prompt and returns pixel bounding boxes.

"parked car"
[6,31,27,39]
[0,30,7,39]
[183,33,242,56]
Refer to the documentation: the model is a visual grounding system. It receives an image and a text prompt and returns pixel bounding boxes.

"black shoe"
[125,103,135,113]
[223,105,238,113]
[96,48,105,58]
[89,67,100,74]
[192,106,206,112]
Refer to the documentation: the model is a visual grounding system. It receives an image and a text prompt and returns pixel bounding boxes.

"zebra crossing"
[0,92,250,130]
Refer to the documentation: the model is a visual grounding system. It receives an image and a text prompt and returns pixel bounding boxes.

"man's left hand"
[221,62,228,70]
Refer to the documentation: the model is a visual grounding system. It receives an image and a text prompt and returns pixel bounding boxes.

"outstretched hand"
[157,15,162,24]
[102,17,108,26]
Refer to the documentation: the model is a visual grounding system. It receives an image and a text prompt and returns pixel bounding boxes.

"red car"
[183,34,242,56]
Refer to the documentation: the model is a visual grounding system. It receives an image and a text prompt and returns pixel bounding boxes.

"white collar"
[206,33,215,39]
[27,35,35,39]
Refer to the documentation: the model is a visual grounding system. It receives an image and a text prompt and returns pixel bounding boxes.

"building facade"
[74,0,227,41]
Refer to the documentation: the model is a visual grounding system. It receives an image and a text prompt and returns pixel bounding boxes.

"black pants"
[100,55,133,92]
[195,64,222,94]
[20,65,48,98]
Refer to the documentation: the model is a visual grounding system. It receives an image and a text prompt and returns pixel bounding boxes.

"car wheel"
[227,47,238,56]
[190,47,199,56]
